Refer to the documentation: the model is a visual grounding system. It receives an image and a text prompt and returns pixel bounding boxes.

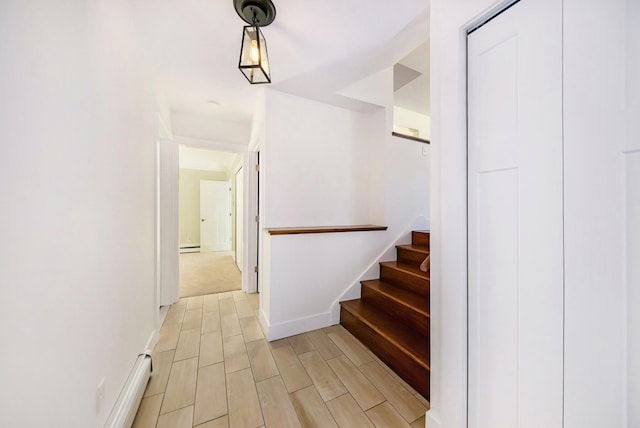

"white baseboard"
[258,309,270,339]
[145,307,169,354]
[331,283,362,324]
[145,328,158,353]
[425,411,441,428]
[264,311,334,341]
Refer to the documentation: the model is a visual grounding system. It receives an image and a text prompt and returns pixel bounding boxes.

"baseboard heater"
[104,351,152,428]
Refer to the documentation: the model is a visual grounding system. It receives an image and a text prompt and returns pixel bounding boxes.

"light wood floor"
[133,291,429,428]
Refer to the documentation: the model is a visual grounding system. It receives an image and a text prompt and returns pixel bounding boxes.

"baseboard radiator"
[104,352,152,428]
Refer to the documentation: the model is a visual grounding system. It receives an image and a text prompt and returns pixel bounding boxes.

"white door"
[200,180,231,252]
[235,168,244,271]
[467,1,563,427]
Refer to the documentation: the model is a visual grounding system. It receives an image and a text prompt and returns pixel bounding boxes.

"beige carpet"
[179,251,241,298]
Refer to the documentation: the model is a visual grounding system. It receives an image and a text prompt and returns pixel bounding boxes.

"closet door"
[467,1,563,427]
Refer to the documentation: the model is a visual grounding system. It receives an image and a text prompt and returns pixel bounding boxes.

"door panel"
[200,180,231,252]
[467,1,563,426]
[474,168,520,427]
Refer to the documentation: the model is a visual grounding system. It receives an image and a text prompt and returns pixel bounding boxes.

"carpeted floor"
[179,251,242,298]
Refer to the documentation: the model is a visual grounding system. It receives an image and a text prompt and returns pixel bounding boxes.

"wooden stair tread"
[340,299,430,369]
[396,244,429,254]
[339,229,430,397]
[361,279,430,317]
[380,261,430,280]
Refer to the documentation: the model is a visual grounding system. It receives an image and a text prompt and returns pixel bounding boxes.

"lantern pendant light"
[234,0,276,84]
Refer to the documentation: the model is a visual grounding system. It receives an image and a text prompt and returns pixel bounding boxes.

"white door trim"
[158,138,179,306]
[244,149,260,294]
[157,137,258,302]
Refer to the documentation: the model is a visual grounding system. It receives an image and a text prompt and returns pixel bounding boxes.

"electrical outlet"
[96,377,106,415]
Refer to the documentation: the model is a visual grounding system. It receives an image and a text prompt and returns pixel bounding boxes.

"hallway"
[133,291,429,427]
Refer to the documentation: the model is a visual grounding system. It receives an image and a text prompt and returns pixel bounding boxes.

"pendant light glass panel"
[239,26,271,84]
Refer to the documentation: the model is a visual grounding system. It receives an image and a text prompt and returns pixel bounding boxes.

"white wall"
[393,106,431,139]
[155,84,173,140]
[259,74,430,339]
[263,90,372,227]
[429,0,640,427]
[172,111,250,145]
[0,1,156,426]
[249,89,266,150]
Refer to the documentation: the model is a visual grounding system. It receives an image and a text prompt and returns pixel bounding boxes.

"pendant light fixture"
[234,0,276,84]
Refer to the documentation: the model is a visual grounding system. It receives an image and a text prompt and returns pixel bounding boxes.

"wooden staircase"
[339,230,430,398]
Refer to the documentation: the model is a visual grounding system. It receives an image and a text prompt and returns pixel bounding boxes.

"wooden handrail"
[392,131,430,144]
[266,225,387,236]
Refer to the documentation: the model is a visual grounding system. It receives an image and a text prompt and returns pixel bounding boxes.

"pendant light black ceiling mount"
[234,0,276,84]
[233,0,276,27]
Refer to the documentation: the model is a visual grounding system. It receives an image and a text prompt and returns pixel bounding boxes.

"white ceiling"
[179,146,242,172]
[133,0,430,125]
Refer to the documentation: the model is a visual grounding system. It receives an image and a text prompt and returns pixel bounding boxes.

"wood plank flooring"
[133,291,429,428]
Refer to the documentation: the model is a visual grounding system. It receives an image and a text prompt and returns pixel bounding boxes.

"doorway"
[467,0,563,426]
[178,145,244,298]
[255,151,260,292]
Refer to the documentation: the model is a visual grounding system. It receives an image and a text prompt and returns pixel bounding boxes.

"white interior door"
[235,168,244,271]
[200,180,231,252]
[467,1,563,427]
